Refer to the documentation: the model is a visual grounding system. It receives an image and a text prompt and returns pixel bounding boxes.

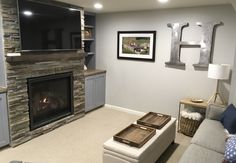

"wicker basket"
[180,116,202,137]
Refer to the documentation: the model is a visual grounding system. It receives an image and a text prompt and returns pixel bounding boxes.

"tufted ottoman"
[103,117,176,163]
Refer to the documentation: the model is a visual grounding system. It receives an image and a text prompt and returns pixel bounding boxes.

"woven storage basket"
[180,116,202,137]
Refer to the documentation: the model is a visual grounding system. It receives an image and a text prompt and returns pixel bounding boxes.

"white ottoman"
[103,117,176,163]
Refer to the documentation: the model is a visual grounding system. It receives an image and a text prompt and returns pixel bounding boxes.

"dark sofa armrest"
[206,103,226,120]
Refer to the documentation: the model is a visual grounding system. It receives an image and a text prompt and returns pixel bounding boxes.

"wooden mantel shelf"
[6,50,85,63]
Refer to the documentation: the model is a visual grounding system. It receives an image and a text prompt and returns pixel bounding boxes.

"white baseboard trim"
[105,104,146,116]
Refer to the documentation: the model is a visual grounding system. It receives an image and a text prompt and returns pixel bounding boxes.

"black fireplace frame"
[27,72,74,130]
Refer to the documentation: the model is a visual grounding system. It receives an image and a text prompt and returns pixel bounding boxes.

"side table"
[178,98,208,132]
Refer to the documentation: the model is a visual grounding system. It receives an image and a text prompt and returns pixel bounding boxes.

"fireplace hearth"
[27,72,74,130]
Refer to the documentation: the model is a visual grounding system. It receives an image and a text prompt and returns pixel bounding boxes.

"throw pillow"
[224,136,236,163]
[219,104,234,122]
[207,103,226,120]
[220,104,236,134]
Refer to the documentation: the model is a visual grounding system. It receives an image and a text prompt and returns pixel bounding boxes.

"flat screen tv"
[18,0,82,51]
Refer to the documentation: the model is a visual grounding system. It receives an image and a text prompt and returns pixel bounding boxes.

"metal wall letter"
[165,21,222,68]
[166,23,189,66]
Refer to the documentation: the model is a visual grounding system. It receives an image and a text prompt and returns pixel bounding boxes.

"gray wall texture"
[229,46,236,106]
[0,7,6,87]
[96,5,236,117]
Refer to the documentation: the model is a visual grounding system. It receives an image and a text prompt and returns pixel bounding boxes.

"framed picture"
[70,32,81,49]
[84,29,93,39]
[117,31,156,61]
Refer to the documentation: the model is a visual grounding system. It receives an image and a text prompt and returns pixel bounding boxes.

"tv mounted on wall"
[17,0,82,52]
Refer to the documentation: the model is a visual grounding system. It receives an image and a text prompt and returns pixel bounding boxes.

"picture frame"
[84,29,93,39]
[70,32,82,49]
[117,31,156,61]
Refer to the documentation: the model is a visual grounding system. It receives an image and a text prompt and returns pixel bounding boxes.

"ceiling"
[56,0,236,13]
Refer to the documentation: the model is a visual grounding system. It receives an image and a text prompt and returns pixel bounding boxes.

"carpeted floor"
[0,106,191,163]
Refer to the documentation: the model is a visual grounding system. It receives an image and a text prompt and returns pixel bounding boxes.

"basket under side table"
[178,98,208,132]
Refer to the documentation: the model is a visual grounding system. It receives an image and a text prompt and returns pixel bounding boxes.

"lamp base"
[207,92,225,105]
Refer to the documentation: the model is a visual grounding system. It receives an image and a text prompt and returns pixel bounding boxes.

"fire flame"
[43,97,47,103]
[40,97,49,104]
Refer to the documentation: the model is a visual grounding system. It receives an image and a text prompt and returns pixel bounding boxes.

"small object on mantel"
[6,53,21,57]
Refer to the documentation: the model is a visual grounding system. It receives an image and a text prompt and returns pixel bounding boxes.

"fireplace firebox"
[27,72,74,130]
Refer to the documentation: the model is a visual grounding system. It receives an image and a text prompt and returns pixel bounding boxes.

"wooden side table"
[178,98,208,132]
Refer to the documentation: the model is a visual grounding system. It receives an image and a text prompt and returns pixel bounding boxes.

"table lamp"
[207,64,230,104]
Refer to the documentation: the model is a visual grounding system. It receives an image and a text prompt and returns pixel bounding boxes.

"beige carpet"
[0,106,191,163]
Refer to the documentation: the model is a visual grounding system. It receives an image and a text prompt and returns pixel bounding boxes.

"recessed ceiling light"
[23,10,33,16]
[94,3,103,9]
[158,0,169,3]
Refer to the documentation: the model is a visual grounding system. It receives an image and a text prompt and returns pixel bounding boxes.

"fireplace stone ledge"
[6,50,85,63]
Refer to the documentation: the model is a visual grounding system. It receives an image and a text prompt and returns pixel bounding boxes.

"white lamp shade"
[208,64,230,80]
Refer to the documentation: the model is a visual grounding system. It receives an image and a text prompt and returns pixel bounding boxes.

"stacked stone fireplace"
[1,0,86,146]
[6,52,85,147]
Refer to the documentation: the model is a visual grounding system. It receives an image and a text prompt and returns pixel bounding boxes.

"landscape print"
[117,31,156,61]
[122,37,150,55]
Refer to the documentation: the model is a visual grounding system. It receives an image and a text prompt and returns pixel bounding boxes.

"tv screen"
[18,0,82,51]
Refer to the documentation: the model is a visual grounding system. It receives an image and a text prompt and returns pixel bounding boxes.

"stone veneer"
[1,0,86,146]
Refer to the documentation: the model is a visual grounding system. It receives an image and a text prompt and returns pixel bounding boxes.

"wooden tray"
[113,124,156,148]
[137,112,171,129]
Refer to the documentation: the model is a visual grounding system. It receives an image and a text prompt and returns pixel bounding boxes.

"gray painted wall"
[229,46,236,105]
[96,5,236,117]
[0,9,6,87]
